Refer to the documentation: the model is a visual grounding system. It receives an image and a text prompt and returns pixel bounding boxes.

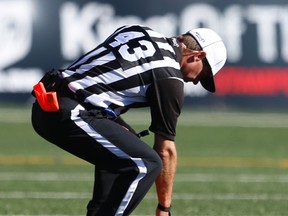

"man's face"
[180,51,210,84]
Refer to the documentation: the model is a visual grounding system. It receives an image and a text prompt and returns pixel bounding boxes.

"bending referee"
[31,24,227,216]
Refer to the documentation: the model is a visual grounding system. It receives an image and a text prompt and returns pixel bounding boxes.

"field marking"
[0,192,90,199]
[178,157,288,169]
[0,155,88,165]
[0,214,154,216]
[1,215,281,216]
[2,172,288,183]
[175,173,288,183]
[0,215,280,216]
[1,155,288,169]
[0,172,92,182]
[1,191,288,201]
[2,108,288,128]
[0,215,84,216]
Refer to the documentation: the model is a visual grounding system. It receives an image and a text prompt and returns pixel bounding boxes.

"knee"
[130,153,162,178]
[146,151,162,176]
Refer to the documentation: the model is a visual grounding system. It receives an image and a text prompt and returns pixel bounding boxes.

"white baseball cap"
[187,28,227,92]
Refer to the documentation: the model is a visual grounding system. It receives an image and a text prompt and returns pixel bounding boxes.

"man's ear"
[197,51,207,60]
[190,51,206,62]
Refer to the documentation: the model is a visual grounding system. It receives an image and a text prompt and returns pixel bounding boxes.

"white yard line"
[6,214,275,216]
[0,215,279,216]
[1,156,288,168]
[0,215,154,216]
[170,193,288,201]
[0,172,92,181]
[0,215,84,216]
[2,172,288,201]
[175,173,288,183]
[0,192,90,199]
[2,108,288,128]
[1,172,288,183]
[178,111,288,128]
[1,191,288,201]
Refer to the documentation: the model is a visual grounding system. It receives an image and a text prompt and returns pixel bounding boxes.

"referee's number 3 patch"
[109,31,160,69]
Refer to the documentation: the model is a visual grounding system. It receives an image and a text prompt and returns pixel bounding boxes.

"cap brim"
[200,69,215,93]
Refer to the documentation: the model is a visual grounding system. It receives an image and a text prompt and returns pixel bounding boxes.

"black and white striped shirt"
[62,25,184,140]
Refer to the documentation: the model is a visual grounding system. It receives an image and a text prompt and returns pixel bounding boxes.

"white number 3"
[109,32,156,62]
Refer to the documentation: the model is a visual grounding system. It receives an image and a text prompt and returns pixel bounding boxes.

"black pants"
[31,97,162,216]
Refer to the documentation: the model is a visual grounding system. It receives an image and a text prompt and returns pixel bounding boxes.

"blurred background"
[1,1,288,215]
[1,0,288,110]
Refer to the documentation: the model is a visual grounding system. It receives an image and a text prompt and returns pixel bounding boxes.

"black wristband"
[157,203,171,212]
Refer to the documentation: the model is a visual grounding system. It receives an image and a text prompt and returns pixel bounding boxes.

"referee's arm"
[153,134,177,215]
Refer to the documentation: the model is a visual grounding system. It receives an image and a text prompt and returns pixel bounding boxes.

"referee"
[31,24,227,216]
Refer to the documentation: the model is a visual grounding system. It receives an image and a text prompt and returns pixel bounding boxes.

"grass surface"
[1,106,288,215]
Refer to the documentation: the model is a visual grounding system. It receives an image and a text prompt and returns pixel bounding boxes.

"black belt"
[38,69,76,100]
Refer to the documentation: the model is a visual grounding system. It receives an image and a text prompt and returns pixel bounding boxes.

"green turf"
[1,107,288,215]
